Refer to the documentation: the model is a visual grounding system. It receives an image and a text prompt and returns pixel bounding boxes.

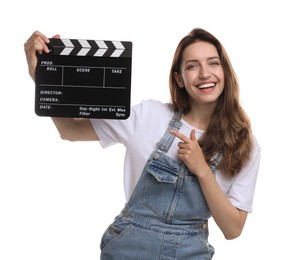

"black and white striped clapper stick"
[47,38,132,58]
[35,38,132,119]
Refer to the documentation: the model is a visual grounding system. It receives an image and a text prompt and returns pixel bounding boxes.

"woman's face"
[175,40,225,108]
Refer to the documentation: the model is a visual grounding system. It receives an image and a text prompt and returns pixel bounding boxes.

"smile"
[197,82,216,89]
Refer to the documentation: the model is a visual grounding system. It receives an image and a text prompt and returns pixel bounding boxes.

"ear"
[174,72,184,88]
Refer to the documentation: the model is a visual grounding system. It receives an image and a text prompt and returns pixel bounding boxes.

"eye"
[209,59,221,67]
[186,62,199,70]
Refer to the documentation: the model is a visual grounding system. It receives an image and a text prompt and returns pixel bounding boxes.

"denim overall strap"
[209,153,221,171]
[155,110,182,153]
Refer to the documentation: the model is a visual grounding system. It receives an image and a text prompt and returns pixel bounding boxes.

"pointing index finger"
[170,130,190,143]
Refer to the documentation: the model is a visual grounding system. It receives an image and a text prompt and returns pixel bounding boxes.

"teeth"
[198,83,215,89]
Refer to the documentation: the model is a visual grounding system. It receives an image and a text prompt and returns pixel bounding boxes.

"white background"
[1,0,290,259]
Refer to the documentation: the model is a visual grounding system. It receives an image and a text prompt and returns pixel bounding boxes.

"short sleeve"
[216,137,261,213]
[89,102,143,148]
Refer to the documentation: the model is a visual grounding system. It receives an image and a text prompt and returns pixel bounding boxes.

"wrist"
[196,164,213,180]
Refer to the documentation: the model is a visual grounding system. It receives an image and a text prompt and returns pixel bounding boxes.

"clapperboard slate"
[35,38,132,119]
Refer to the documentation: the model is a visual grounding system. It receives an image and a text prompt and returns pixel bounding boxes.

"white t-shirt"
[90,99,261,213]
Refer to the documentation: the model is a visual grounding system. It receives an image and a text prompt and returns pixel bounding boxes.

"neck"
[183,103,215,130]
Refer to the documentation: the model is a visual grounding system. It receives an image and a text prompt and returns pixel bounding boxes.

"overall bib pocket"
[143,155,211,221]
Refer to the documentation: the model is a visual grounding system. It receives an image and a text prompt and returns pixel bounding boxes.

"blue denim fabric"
[100,112,218,259]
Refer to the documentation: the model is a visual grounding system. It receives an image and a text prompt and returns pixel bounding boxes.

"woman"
[24,28,261,259]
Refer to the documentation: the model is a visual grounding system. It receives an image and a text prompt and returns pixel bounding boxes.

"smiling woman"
[24,27,260,259]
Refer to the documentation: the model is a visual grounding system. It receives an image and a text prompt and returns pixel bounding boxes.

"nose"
[199,65,211,79]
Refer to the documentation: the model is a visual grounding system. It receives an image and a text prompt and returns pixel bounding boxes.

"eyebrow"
[185,56,220,63]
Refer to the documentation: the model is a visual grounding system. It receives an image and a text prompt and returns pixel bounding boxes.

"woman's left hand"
[170,129,209,176]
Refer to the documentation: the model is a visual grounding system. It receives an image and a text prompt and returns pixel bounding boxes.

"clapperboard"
[35,38,132,119]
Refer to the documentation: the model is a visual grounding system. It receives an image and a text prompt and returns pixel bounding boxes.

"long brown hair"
[169,28,253,176]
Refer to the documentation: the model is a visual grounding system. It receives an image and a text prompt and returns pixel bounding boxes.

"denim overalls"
[100,112,219,260]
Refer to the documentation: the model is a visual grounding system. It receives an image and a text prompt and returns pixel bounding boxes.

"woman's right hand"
[24,31,60,81]
[24,31,99,142]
